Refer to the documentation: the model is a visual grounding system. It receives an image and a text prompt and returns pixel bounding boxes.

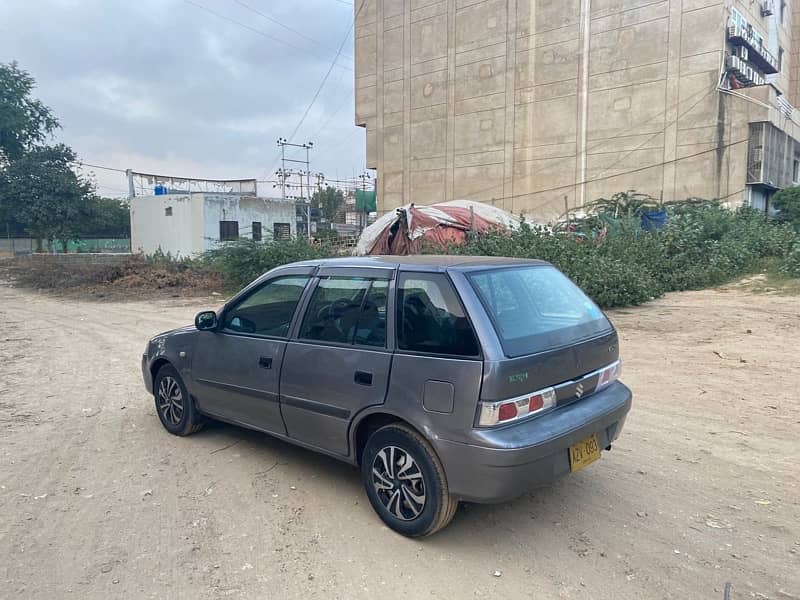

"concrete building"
[130,193,296,257]
[355,0,800,220]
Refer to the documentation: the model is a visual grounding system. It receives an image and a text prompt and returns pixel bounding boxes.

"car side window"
[397,273,479,357]
[222,276,309,337]
[300,277,388,347]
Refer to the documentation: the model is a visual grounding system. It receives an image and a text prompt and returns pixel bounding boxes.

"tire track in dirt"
[1,282,798,599]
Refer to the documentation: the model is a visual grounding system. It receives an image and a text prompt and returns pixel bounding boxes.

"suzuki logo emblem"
[575,383,585,399]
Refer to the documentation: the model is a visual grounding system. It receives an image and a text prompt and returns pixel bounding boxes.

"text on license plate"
[569,434,601,472]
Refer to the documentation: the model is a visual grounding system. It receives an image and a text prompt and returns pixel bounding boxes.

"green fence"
[34,238,131,253]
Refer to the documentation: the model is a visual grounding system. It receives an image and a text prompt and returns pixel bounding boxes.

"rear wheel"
[361,423,458,537]
[153,364,203,436]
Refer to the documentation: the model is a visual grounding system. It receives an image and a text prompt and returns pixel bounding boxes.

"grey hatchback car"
[142,256,632,537]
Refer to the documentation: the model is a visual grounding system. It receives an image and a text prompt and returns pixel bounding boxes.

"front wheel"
[153,364,204,436]
[361,423,458,537]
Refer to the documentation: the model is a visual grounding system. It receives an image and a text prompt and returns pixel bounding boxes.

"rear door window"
[300,277,388,347]
[397,273,479,357]
[468,266,611,357]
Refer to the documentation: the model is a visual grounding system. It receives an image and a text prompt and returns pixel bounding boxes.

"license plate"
[569,434,601,472]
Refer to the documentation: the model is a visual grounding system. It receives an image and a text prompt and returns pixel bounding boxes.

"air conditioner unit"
[761,0,775,16]
[737,46,749,61]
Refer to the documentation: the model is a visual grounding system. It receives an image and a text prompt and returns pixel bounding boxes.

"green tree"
[1,62,104,251]
[770,186,800,230]
[0,61,59,164]
[81,196,130,238]
[5,144,94,251]
[312,185,345,222]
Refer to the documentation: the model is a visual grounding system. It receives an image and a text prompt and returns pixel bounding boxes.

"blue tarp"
[641,210,667,231]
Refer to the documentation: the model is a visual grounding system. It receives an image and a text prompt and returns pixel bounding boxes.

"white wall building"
[130,193,296,257]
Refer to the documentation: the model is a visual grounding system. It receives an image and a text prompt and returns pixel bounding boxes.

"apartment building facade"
[355,0,800,220]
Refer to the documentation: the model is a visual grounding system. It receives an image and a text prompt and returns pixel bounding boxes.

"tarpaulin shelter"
[355,199,521,256]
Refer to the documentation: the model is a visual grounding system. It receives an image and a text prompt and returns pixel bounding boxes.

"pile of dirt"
[3,255,224,298]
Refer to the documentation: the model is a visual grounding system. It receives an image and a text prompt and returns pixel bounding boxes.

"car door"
[191,269,313,434]
[280,267,394,456]
[385,271,484,441]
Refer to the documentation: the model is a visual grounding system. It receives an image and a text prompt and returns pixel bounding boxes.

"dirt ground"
[1,278,798,600]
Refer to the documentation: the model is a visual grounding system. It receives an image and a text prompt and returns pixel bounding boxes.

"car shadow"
[191,418,596,544]
[196,419,362,488]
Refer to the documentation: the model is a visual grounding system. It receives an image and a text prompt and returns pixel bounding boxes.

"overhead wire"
[285,0,365,142]
[264,0,368,179]
[458,83,722,208]
[77,162,127,173]
[182,0,352,71]
[465,137,749,211]
[369,136,750,217]
[231,0,353,60]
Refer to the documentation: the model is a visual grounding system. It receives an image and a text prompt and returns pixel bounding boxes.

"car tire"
[153,364,204,436]
[361,423,458,537]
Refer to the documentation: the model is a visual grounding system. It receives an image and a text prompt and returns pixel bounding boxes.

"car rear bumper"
[434,382,632,503]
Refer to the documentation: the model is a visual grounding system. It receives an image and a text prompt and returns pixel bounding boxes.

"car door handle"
[258,356,272,369]
[354,370,373,386]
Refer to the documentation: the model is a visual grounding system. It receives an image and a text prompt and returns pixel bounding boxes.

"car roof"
[288,255,550,273]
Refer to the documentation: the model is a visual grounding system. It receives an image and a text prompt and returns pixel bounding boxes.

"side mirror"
[195,310,218,331]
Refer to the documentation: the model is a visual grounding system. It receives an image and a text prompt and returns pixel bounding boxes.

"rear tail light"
[477,387,556,427]
[596,360,621,390]
[477,360,621,428]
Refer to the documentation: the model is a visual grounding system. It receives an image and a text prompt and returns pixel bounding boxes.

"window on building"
[222,276,309,337]
[274,222,291,240]
[164,207,172,217]
[397,273,479,357]
[731,7,745,30]
[252,221,262,242]
[219,221,239,241]
[300,277,388,347]
[781,0,787,24]
[793,158,800,184]
[779,47,785,71]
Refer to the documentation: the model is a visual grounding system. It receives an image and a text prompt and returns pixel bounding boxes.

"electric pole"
[276,138,314,240]
[358,172,372,234]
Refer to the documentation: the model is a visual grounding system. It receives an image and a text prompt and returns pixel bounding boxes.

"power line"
[77,162,126,173]
[591,86,717,182]
[182,0,352,71]
[470,137,750,207]
[369,137,749,216]
[459,84,721,208]
[264,0,367,178]
[285,2,363,142]
[231,0,353,61]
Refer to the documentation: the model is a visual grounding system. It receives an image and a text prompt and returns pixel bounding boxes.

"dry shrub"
[6,255,223,296]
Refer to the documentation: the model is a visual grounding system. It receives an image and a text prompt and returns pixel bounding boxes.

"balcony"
[726,55,766,87]
[728,24,779,74]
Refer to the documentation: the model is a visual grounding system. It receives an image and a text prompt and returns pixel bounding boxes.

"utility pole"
[358,172,372,234]
[314,172,326,223]
[277,138,314,240]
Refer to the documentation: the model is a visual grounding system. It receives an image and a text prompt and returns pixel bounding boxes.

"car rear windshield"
[467,265,612,357]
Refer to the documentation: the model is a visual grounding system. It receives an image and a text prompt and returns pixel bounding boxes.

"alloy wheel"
[157,376,184,426]
[371,445,427,521]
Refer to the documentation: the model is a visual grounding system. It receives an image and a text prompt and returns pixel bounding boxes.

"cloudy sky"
[0,0,363,197]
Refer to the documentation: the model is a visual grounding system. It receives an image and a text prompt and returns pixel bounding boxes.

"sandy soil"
[1,279,798,600]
